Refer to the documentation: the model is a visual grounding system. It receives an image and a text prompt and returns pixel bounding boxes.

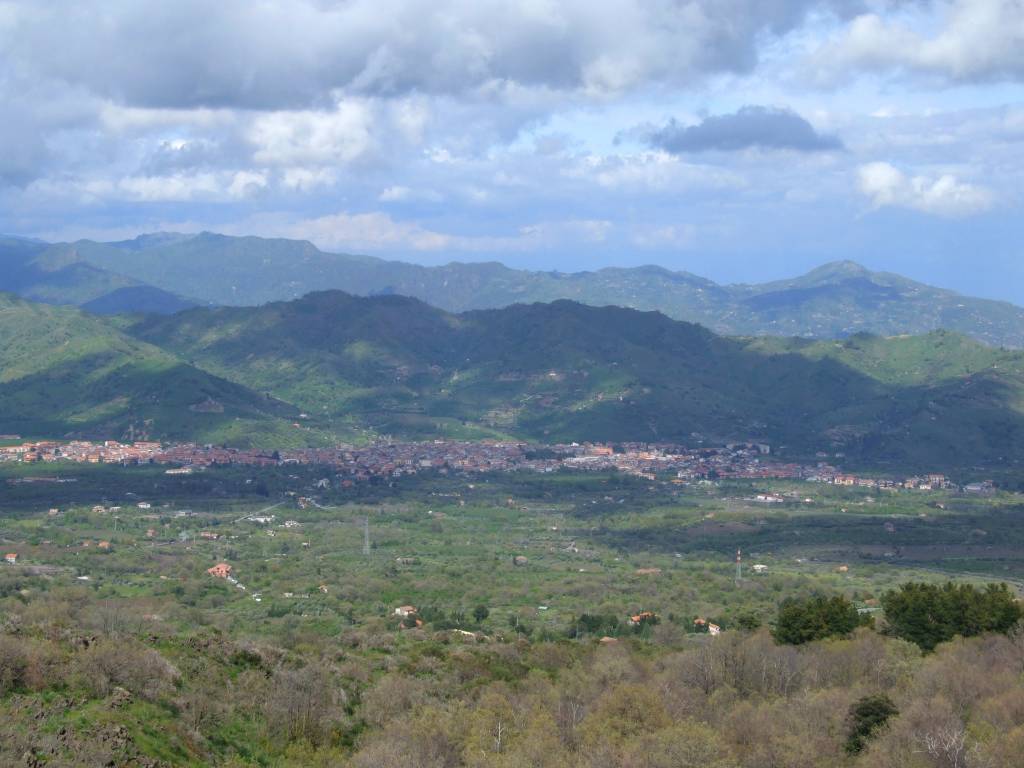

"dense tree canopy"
[881,582,1023,651]
[773,595,864,645]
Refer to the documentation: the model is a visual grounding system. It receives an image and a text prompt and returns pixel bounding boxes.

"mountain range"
[3,232,1024,347]
[2,287,1022,470]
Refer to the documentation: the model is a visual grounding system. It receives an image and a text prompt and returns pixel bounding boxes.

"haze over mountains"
[4,232,1024,348]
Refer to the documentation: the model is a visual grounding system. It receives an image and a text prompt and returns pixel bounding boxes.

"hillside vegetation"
[129,291,1024,467]
[3,283,1023,466]
[2,468,1024,767]
[0,293,301,445]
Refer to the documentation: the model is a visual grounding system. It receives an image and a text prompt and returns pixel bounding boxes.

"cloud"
[1,1,870,109]
[0,119,50,186]
[632,224,696,248]
[378,186,443,203]
[857,161,995,217]
[642,106,843,154]
[0,0,1020,291]
[565,152,746,191]
[247,102,376,167]
[43,171,270,203]
[291,211,455,252]
[813,0,1024,84]
[246,211,614,254]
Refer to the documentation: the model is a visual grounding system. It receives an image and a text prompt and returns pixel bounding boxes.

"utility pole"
[735,548,742,583]
[362,517,370,557]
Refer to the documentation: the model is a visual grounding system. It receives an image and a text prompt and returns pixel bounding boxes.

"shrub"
[845,694,898,754]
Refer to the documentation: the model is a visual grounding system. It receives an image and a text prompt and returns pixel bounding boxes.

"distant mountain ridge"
[3,231,1023,347]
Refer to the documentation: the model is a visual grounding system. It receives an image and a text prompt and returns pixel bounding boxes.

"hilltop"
[4,232,1024,346]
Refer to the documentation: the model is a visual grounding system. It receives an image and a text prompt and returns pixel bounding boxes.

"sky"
[1,0,1023,300]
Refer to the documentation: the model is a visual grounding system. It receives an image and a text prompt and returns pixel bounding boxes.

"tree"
[473,604,490,623]
[845,694,898,754]
[881,581,1023,651]
[773,595,862,645]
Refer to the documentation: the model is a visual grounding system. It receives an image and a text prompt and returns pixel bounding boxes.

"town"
[0,436,991,492]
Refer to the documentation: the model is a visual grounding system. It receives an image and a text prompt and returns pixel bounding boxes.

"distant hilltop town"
[0,438,994,493]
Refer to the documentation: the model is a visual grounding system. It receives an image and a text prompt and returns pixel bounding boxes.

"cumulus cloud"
[857,161,995,217]
[642,106,843,154]
[1,0,869,109]
[247,102,377,167]
[813,0,1024,84]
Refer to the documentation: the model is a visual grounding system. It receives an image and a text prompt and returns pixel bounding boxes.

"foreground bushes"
[1,583,1023,766]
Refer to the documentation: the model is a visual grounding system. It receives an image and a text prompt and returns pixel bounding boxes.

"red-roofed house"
[207,563,232,578]
[4,553,17,564]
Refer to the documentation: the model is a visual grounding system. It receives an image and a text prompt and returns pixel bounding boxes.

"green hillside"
[52,232,1024,347]
[4,281,1022,467]
[130,291,1024,468]
[0,293,303,445]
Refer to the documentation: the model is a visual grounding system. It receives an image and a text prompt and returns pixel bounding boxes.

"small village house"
[628,611,657,626]
[207,563,232,578]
